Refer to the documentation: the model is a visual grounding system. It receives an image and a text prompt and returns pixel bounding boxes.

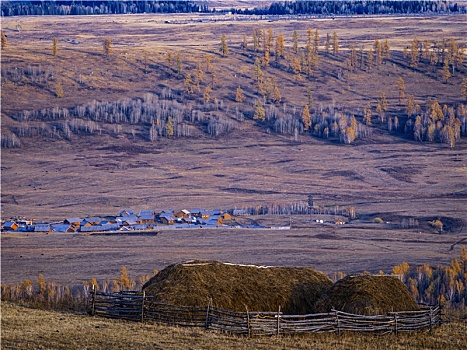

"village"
[0,208,272,233]
[0,205,352,234]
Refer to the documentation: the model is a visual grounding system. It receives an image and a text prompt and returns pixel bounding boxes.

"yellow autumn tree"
[103,37,112,57]
[52,37,58,56]
[302,104,311,131]
[253,99,265,122]
[235,86,245,103]
[220,34,229,57]
[119,266,131,291]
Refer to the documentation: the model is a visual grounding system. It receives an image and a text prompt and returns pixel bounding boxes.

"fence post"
[335,310,340,335]
[277,306,281,336]
[205,298,211,330]
[91,284,96,316]
[246,306,251,338]
[141,291,145,323]
[430,306,433,333]
[393,313,398,336]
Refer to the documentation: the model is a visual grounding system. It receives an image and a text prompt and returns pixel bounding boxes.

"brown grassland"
[1,302,467,350]
[1,11,467,349]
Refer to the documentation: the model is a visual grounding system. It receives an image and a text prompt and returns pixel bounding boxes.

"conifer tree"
[443,58,451,83]
[314,29,319,53]
[204,54,211,72]
[302,104,311,130]
[383,39,390,60]
[176,52,182,76]
[363,102,372,125]
[254,57,264,82]
[262,50,270,67]
[242,34,248,52]
[397,77,406,103]
[307,86,314,111]
[103,38,112,57]
[253,29,259,52]
[271,80,281,104]
[276,34,285,58]
[165,116,174,137]
[332,31,339,55]
[406,95,416,117]
[184,73,194,93]
[253,99,265,121]
[204,86,211,103]
[52,37,58,56]
[119,266,131,291]
[266,28,273,53]
[367,48,374,71]
[324,33,330,54]
[235,86,245,103]
[461,78,467,101]
[56,82,64,98]
[292,30,299,54]
[1,31,7,49]
[220,34,229,57]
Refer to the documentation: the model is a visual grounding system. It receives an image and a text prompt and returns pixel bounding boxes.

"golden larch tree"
[165,116,174,137]
[220,34,229,57]
[204,86,212,103]
[292,30,299,54]
[1,31,7,49]
[332,31,339,55]
[52,37,58,56]
[302,104,312,130]
[253,99,266,121]
[235,86,245,103]
[275,34,285,58]
[103,38,112,57]
[397,77,405,103]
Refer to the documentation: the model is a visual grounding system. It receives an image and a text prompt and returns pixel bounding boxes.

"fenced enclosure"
[89,289,441,336]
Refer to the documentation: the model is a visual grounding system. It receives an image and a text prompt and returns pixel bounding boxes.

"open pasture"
[1,13,466,285]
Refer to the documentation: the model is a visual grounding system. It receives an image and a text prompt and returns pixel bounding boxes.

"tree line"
[233,1,466,16]
[2,247,466,313]
[1,0,205,17]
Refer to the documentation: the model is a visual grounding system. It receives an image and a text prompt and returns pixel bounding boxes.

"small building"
[160,214,176,225]
[64,218,82,228]
[116,217,138,226]
[176,209,191,218]
[34,224,51,233]
[119,209,134,216]
[221,212,232,221]
[51,224,76,233]
[81,217,102,226]
[138,210,155,223]
[232,209,249,216]
[3,222,18,231]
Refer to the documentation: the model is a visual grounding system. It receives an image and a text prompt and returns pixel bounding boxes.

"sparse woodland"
[1,17,466,149]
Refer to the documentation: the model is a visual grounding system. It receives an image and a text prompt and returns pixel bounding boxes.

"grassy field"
[1,221,465,286]
[2,302,467,350]
[1,11,466,286]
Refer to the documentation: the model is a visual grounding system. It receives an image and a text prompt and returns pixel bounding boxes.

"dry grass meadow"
[1,302,466,350]
[1,13,467,347]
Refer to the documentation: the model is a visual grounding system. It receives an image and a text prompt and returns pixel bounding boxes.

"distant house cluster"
[1,209,244,233]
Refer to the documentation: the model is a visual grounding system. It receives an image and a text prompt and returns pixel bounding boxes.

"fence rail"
[89,288,441,336]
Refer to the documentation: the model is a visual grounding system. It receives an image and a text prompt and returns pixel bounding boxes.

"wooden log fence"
[89,288,441,336]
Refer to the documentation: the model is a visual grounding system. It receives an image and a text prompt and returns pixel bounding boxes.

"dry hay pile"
[142,260,333,314]
[316,275,420,315]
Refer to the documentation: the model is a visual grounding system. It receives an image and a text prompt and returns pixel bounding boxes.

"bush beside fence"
[89,288,441,336]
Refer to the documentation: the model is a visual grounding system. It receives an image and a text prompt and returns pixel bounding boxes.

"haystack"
[315,275,419,315]
[143,260,333,314]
